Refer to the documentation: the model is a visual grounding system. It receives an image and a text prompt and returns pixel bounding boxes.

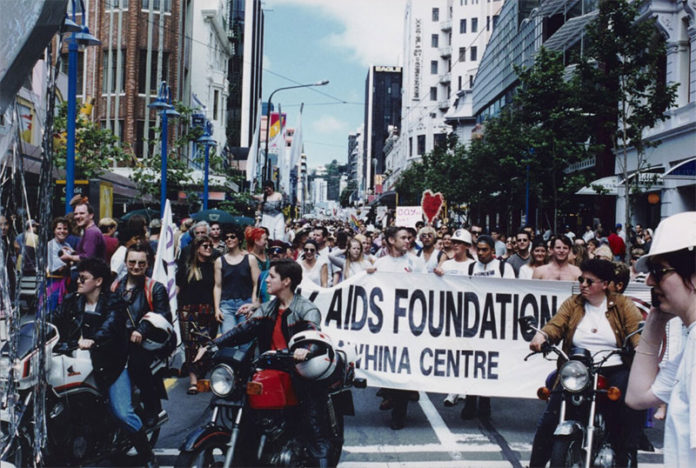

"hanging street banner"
[297,272,572,399]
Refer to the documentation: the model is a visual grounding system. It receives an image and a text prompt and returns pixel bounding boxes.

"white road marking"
[338,463,666,468]
[343,443,502,453]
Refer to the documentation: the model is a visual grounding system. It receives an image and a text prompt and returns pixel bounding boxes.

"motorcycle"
[519,315,644,468]
[175,335,366,468]
[0,321,167,467]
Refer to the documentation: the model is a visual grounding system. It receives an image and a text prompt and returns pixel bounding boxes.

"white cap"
[451,228,472,245]
[635,211,696,273]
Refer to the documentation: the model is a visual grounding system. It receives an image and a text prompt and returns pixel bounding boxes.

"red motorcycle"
[175,330,365,468]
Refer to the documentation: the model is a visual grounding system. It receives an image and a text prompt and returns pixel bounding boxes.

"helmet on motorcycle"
[288,330,337,381]
[140,312,174,351]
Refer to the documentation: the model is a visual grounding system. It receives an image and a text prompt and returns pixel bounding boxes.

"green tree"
[394,159,427,206]
[53,101,130,179]
[578,0,677,258]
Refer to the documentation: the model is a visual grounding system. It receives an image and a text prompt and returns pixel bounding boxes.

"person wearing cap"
[435,228,474,408]
[626,211,696,467]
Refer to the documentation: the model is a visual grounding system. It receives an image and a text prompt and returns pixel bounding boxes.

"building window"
[138,50,170,94]
[142,0,171,12]
[417,135,426,155]
[213,89,220,120]
[60,51,85,96]
[102,50,126,94]
[470,46,478,61]
[434,133,446,149]
[459,47,466,62]
[487,16,490,31]
[471,18,478,33]
[431,60,438,74]
[493,15,499,31]
[430,87,437,101]
[469,75,474,88]
[135,120,157,159]
[431,34,439,48]
[409,137,413,157]
[432,8,439,21]
[106,0,129,9]
[459,19,466,34]
[458,75,462,90]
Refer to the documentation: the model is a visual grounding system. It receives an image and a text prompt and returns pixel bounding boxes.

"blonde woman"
[329,235,375,284]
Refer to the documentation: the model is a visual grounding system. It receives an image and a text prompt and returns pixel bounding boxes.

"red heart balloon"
[421,190,444,224]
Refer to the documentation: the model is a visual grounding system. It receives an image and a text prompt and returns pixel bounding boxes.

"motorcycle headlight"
[559,360,590,392]
[210,364,235,397]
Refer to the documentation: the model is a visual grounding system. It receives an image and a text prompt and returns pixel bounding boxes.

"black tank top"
[220,254,253,300]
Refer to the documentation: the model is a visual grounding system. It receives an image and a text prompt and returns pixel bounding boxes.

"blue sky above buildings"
[264,0,406,168]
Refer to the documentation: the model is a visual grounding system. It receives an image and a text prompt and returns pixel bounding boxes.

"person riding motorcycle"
[112,242,173,427]
[195,258,332,467]
[52,257,158,467]
[528,258,643,467]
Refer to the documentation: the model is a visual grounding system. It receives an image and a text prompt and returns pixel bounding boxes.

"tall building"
[363,66,402,196]
[389,0,501,193]
[227,0,264,149]
[347,125,364,203]
[472,0,695,226]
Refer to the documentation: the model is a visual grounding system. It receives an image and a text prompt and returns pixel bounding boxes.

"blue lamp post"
[148,81,179,217]
[64,0,100,214]
[197,121,216,209]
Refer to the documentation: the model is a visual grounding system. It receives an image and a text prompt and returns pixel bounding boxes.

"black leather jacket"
[52,291,129,388]
[213,294,320,352]
[113,276,172,338]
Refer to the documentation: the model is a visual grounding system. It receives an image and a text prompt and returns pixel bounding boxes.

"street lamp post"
[148,82,179,217]
[64,0,100,214]
[262,80,329,183]
[197,120,216,210]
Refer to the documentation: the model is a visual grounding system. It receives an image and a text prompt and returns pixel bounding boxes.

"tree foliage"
[53,101,130,179]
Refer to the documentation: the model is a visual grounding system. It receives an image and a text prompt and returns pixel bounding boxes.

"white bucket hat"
[635,211,696,273]
[451,228,472,245]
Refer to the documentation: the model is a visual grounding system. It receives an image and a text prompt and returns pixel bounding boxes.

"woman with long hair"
[214,226,260,335]
[299,239,328,287]
[254,180,285,240]
[329,236,374,284]
[519,238,548,279]
[176,235,217,394]
[246,226,271,302]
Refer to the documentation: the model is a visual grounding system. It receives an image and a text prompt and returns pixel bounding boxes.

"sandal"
[187,384,199,395]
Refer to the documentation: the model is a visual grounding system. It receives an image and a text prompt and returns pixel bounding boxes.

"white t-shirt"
[111,245,127,281]
[417,248,442,273]
[573,299,622,366]
[301,260,325,287]
[518,264,534,280]
[374,253,426,273]
[441,258,473,275]
[469,258,516,278]
[652,322,696,467]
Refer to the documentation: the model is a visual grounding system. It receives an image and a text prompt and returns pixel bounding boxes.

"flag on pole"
[288,103,304,169]
[350,214,361,232]
[268,111,286,154]
[246,99,262,190]
[152,200,183,369]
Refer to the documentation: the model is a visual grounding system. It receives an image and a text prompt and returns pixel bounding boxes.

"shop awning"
[544,11,598,52]
[661,157,696,179]
[576,175,621,196]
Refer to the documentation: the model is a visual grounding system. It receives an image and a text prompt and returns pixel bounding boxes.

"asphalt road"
[154,376,665,468]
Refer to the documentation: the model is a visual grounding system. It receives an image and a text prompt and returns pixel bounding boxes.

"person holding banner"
[372,226,425,430]
[625,211,696,467]
[528,258,643,467]
[533,235,582,281]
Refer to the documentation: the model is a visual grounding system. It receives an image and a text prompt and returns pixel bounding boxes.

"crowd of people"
[0,203,693,466]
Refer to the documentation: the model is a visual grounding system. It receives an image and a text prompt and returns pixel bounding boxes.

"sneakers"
[443,393,464,407]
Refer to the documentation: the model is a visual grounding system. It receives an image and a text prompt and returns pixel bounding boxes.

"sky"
[263,0,407,170]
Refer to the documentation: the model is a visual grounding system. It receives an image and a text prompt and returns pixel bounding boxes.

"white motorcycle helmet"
[288,330,337,381]
[140,312,174,351]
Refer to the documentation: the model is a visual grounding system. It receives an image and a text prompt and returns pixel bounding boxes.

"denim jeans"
[108,368,142,434]
[220,298,253,352]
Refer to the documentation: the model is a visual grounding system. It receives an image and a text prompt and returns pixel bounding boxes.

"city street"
[154,376,666,467]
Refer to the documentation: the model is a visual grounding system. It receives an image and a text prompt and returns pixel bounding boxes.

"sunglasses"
[471,230,482,235]
[201,244,213,249]
[649,265,676,282]
[304,248,316,253]
[127,260,147,267]
[224,234,237,240]
[578,276,601,286]
[270,247,284,254]
[77,275,93,283]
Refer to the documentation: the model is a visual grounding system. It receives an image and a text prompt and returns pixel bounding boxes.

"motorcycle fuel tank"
[248,369,299,410]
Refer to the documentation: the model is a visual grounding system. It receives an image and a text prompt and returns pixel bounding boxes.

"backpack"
[111,276,157,311]
[468,258,508,277]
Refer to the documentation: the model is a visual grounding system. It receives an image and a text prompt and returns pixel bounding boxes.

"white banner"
[395,206,423,228]
[298,273,573,399]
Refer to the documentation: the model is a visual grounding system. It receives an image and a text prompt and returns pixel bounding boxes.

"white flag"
[246,99,262,190]
[152,200,183,367]
[288,103,304,169]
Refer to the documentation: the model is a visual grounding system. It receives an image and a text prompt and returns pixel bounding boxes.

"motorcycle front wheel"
[327,413,345,468]
[549,434,584,468]
[174,434,230,468]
